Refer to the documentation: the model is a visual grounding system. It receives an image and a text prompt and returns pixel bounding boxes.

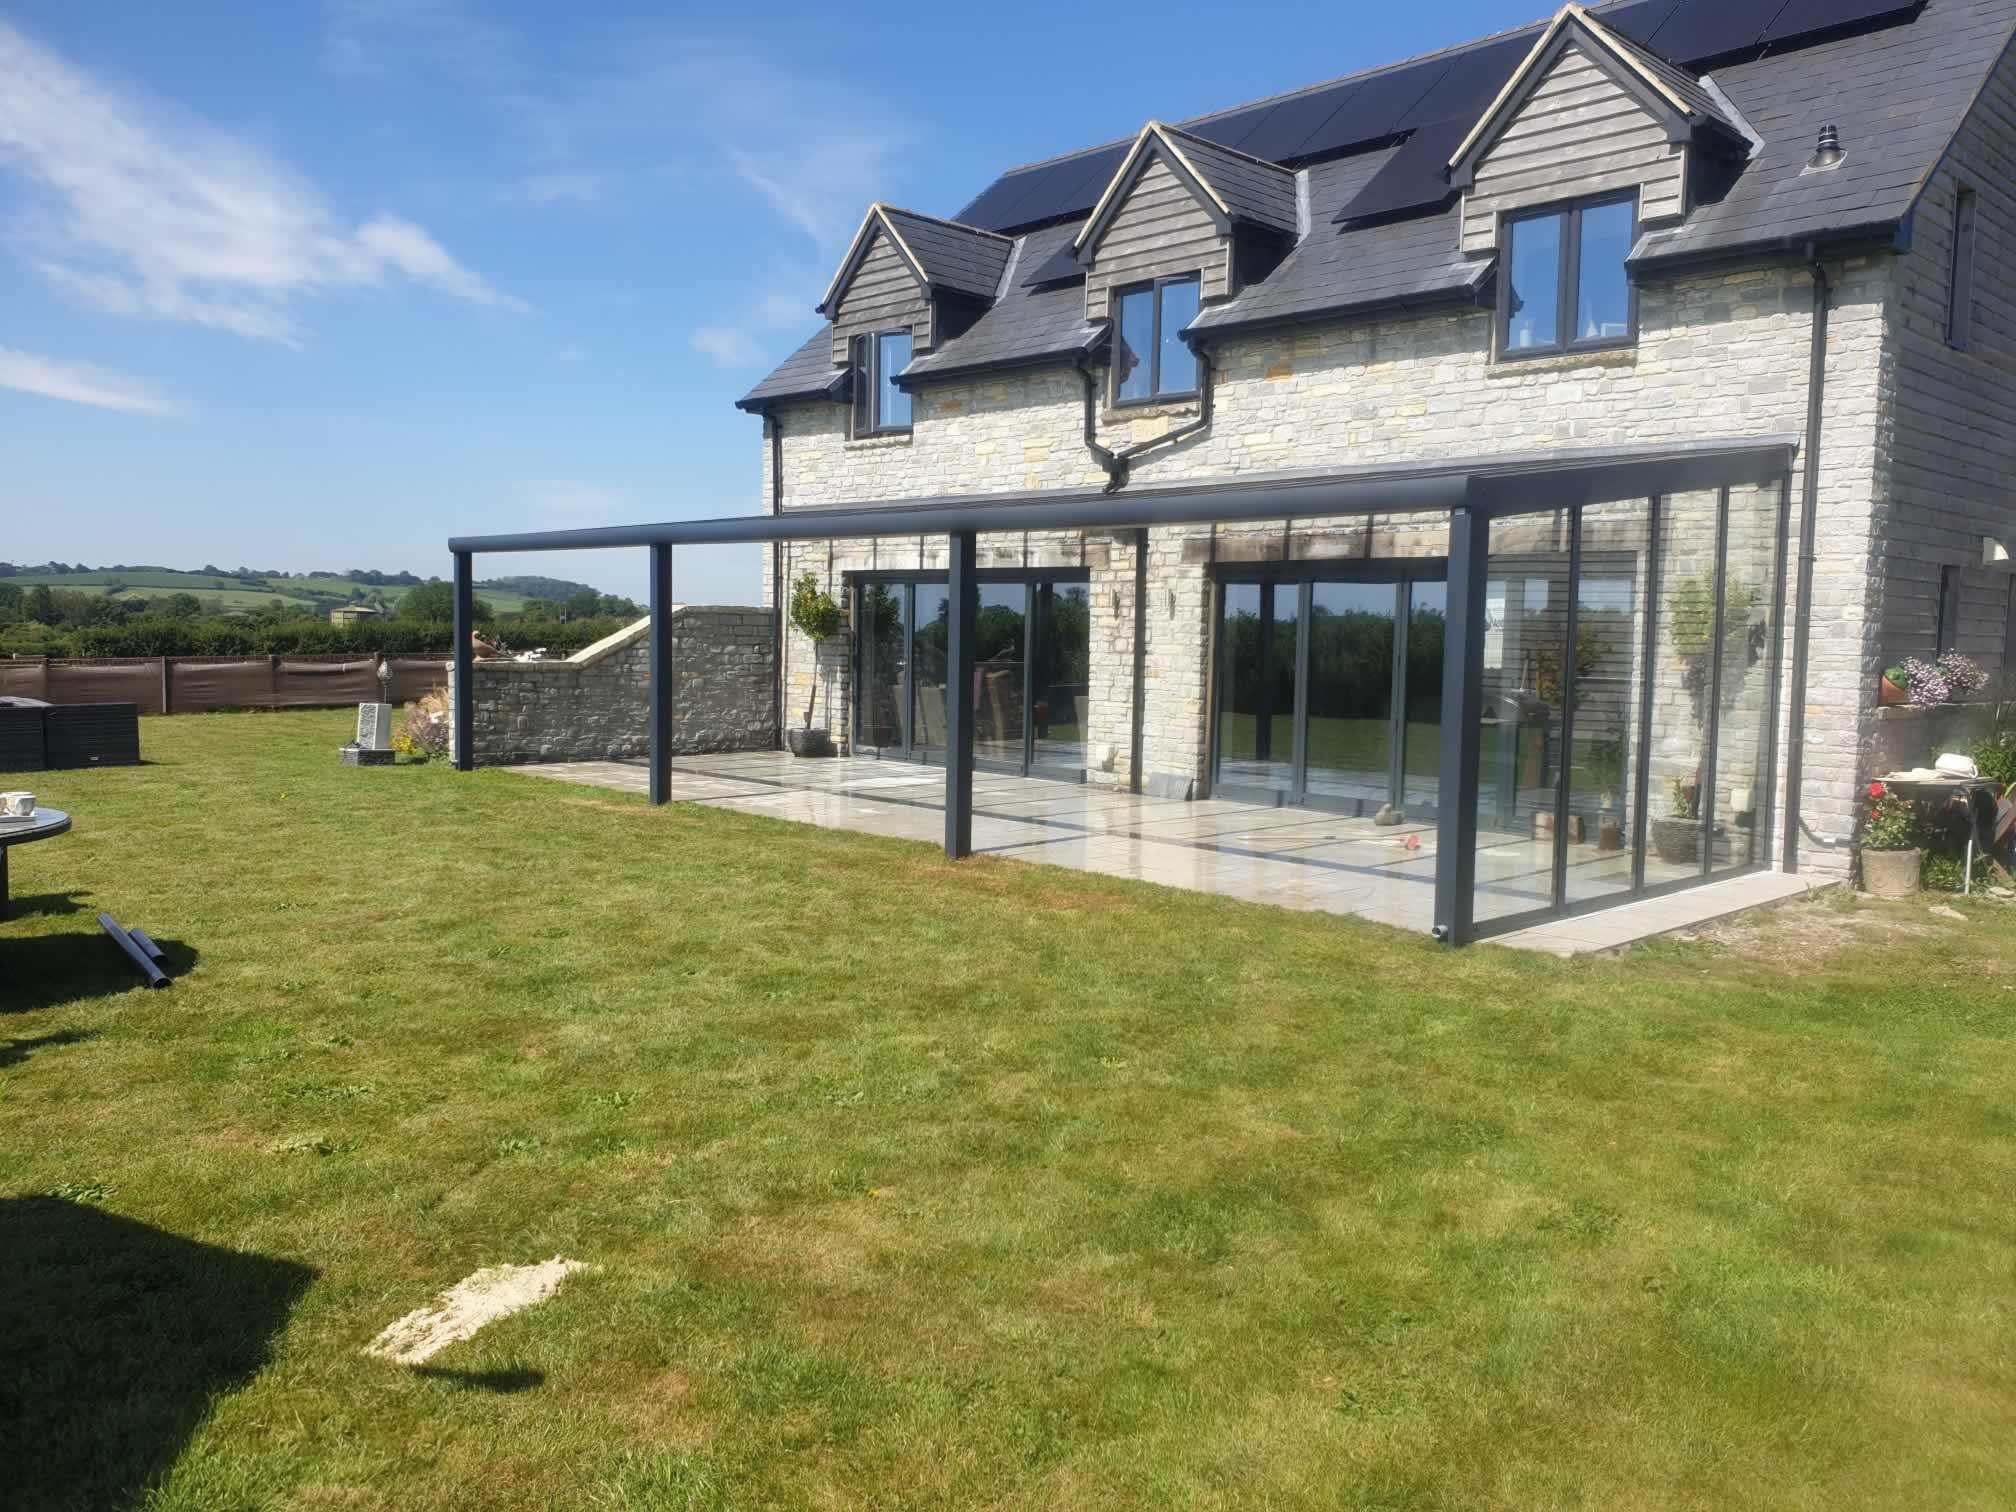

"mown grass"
[2,709,2012,1510]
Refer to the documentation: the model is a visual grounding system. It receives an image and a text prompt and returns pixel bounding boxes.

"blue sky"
[1,0,1540,602]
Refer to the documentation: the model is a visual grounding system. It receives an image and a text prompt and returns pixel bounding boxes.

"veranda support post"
[649,543,674,805]
[1433,506,1490,945]
[452,551,474,772]
[944,529,977,859]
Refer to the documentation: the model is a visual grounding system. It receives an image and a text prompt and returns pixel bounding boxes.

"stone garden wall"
[454,607,775,766]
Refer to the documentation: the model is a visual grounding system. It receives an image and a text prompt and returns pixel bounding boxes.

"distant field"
[5,570,535,615]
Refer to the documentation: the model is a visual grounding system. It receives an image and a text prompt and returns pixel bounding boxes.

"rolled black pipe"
[127,926,166,963]
[98,914,168,989]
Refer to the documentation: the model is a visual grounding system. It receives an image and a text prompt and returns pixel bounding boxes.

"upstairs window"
[1947,187,1977,349]
[1500,194,1636,358]
[1113,275,1201,404]
[852,329,913,435]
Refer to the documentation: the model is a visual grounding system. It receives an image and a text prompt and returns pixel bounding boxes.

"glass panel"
[857,581,907,751]
[1709,484,1777,875]
[1574,200,1633,344]
[1115,287,1154,402]
[1563,503,1651,906]
[1401,581,1446,817]
[1216,583,1299,798]
[1505,211,1563,352]
[851,335,871,434]
[974,585,1027,766]
[876,331,912,429]
[1030,583,1089,771]
[1303,582,1396,811]
[1157,278,1200,395]
[1645,492,1718,883]
[1472,512,1572,924]
[911,582,950,760]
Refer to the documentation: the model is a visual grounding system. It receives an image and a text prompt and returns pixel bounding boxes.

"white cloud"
[523,480,629,517]
[322,0,520,85]
[0,347,180,416]
[0,19,524,346]
[507,171,606,208]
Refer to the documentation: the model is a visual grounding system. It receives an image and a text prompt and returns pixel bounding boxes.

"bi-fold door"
[1212,565,1448,818]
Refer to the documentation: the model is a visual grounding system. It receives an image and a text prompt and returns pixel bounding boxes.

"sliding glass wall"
[1466,484,1787,937]
[852,573,1089,780]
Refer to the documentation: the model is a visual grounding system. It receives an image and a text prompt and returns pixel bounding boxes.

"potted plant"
[1860,780,1921,897]
[1585,733,1626,851]
[786,571,845,757]
[1653,773,1701,866]
[1880,664,1910,706]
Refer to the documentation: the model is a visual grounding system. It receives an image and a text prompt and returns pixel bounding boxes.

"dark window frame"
[851,328,914,437]
[1937,563,1963,654]
[1947,185,1977,350]
[1496,191,1640,362]
[1111,273,1202,407]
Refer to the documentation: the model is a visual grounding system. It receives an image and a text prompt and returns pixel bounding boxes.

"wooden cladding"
[829,229,932,363]
[1084,155,1230,324]
[1459,42,1685,258]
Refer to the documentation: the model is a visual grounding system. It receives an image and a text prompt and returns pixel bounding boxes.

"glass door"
[973,585,1027,770]
[1030,583,1090,773]
[856,581,908,752]
[1214,571,1445,816]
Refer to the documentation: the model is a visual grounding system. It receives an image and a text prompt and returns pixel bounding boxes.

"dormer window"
[1499,194,1636,358]
[852,329,913,435]
[1113,275,1201,404]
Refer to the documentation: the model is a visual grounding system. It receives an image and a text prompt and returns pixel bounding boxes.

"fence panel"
[44,658,166,715]
[0,659,49,700]
[274,658,381,707]
[165,659,276,713]
[384,657,450,703]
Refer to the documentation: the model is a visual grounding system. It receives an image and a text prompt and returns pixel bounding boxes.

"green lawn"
[4,710,2013,1510]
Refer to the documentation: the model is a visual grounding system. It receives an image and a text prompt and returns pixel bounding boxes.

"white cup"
[2,792,35,817]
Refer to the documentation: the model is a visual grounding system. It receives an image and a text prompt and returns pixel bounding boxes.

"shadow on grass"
[0,1196,316,1511]
[409,1365,546,1394]
[3,890,93,921]
[0,1029,98,1068]
[0,934,199,1012]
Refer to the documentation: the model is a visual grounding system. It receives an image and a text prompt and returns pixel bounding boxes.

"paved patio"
[507,752,1818,952]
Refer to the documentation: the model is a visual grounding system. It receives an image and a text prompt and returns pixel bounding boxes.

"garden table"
[0,808,71,920]
[1876,774,2000,896]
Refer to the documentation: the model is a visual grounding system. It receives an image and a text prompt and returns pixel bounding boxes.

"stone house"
[716,0,2016,939]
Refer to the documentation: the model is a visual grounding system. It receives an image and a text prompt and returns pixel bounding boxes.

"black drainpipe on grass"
[1782,248,1830,874]
[769,411,786,752]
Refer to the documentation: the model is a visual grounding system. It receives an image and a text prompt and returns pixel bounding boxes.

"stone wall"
[755,252,1901,877]
[453,607,776,765]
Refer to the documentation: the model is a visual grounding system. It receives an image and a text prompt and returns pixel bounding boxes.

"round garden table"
[0,808,71,920]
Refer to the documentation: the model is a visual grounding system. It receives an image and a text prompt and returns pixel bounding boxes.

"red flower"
[1868,781,1885,799]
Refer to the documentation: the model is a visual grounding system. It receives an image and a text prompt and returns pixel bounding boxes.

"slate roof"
[1596,12,1748,139]
[880,208,1013,301]
[741,0,2016,410]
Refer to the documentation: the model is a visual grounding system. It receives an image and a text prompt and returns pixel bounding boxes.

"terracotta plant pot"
[785,728,835,757]
[1879,675,1908,707]
[1861,846,1921,898]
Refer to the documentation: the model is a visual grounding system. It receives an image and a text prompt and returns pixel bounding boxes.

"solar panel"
[1185,102,1281,153]
[1603,0,1681,48]
[1233,85,1359,163]
[1020,240,1084,289]
[1759,0,1921,44]
[1643,0,1768,62]
[956,169,1045,230]
[1331,116,1472,224]
[1393,34,1533,133]
[1289,60,1449,160]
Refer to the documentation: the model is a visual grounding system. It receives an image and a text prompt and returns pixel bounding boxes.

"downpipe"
[1076,345,1216,494]
[769,411,786,752]
[1781,248,1830,873]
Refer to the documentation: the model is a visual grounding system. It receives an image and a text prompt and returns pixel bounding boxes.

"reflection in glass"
[911,584,950,760]
[1031,584,1089,770]
[1646,492,1717,883]
[1402,582,1446,816]
[1563,503,1650,905]
[1116,287,1154,402]
[857,581,906,750]
[1216,583,1299,798]
[1505,211,1563,351]
[1303,583,1395,809]
[1710,485,1776,875]
[1576,200,1633,343]
[876,331,912,429]
[1158,278,1200,395]
[974,585,1026,766]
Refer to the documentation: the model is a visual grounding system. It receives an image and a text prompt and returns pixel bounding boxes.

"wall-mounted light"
[1985,536,2013,571]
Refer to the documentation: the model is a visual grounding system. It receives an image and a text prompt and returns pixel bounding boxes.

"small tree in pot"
[1860,780,1921,897]
[787,572,845,756]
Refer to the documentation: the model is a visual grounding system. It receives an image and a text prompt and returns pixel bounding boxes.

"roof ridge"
[982,3,1625,179]
[1156,119,1300,175]
[875,202,1015,242]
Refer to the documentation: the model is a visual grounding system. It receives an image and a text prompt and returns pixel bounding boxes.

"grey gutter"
[1185,270,1491,344]
[896,329,1107,391]
[1628,220,1911,278]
